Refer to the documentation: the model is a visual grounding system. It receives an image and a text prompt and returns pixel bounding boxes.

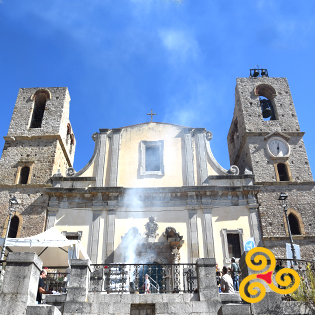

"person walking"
[230,257,240,291]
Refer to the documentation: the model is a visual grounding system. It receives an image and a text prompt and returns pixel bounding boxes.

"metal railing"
[89,263,197,294]
[275,258,315,280]
[45,272,70,293]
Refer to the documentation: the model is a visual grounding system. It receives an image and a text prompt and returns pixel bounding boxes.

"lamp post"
[278,192,297,264]
[0,196,19,262]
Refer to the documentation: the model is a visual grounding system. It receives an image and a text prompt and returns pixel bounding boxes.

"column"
[109,129,122,187]
[89,210,102,263]
[95,129,108,187]
[195,128,209,185]
[248,204,262,247]
[203,208,216,258]
[189,209,199,263]
[183,128,195,186]
[105,209,116,263]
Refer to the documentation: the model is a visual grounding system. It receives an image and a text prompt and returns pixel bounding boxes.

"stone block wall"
[0,188,48,238]
[258,184,315,260]
[246,136,313,183]
[0,138,60,185]
[235,77,300,134]
[7,87,70,138]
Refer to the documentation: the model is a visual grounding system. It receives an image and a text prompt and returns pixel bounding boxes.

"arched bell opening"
[8,215,19,238]
[277,163,289,181]
[19,166,30,184]
[254,84,278,121]
[30,90,50,128]
[288,213,301,235]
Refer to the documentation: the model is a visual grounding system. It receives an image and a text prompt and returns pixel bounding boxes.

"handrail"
[147,274,159,293]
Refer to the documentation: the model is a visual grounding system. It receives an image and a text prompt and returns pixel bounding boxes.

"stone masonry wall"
[0,138,59,185]
[53,141,72,177]
[258,184,315,260]
[248,136,313,183]
[235,77,300,134]
[0,188,48,238]
[7,87,69,138]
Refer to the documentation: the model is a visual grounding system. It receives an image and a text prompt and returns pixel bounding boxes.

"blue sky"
[0,0,314,175]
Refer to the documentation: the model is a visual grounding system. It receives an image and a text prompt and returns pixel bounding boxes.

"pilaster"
[203,208,215,258]
[109,129,122,187]
[105,209,116,263]
[194,129,208,185]
[183,128,195,186]
[188,208,199,263]
[95,129,108,187]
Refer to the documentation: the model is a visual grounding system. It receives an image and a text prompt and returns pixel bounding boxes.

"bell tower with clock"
[227,71,313,183]
[227,69,315,261]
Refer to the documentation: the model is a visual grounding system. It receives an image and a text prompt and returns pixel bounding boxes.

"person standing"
[144,274,150,294]
[36,270,53,304]
[220,266,235,293]
[230,257,240,291]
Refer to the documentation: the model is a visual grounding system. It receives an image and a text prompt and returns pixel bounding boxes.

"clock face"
[268,139,289,157]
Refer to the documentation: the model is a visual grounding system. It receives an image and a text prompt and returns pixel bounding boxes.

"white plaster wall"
[54,208,92,251]
[117,123,184,188]
[212,206,251,268]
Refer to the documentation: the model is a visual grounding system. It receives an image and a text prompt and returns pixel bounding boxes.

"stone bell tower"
[0,87,76,238]
[0,87,76,185]
[227,69,315,260]
[227,70,312,183]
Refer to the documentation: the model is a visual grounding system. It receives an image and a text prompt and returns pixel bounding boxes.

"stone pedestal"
[196,258,221,313]
[63,259,92,315]
[0,252,42,315]
[239,251,283,315]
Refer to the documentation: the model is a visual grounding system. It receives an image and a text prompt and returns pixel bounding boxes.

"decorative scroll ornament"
[228,165,239,175]
[206,131,213,141]
[145,216,159,239]
[66,167,76,177]
[239,247,300,304]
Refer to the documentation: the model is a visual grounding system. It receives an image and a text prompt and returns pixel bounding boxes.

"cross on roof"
[147,109,157,122]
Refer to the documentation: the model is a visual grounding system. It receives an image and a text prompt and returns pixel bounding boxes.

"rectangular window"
[145,146,160,171]
[227,233,241,258]
[140,141,164,176]
[221,228,244,264]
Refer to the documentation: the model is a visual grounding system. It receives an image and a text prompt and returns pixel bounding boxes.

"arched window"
[254,84,277,121]
[8,216,19,238]
[277,163,289,181]
[19,166,30,184]
[30,90,49,128]
[288,213,301,235]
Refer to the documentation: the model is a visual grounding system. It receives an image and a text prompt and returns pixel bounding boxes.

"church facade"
[0,74,314,268]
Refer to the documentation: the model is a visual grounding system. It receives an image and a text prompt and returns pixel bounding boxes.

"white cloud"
[159,29,199,62]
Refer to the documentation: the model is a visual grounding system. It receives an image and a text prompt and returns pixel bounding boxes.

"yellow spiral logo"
[239,247,300,303]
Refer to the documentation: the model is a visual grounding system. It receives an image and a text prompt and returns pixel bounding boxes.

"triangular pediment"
[264,131,290,141]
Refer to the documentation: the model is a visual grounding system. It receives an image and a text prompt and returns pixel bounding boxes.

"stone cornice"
[45,185,261,195]
[263,235,315,241]
[257,181,315,186]
[0,184,51,188]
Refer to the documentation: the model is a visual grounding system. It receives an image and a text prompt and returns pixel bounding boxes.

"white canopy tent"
[0,227,90,268]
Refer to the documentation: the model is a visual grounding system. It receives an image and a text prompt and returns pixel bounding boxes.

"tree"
[292,263,315,314]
